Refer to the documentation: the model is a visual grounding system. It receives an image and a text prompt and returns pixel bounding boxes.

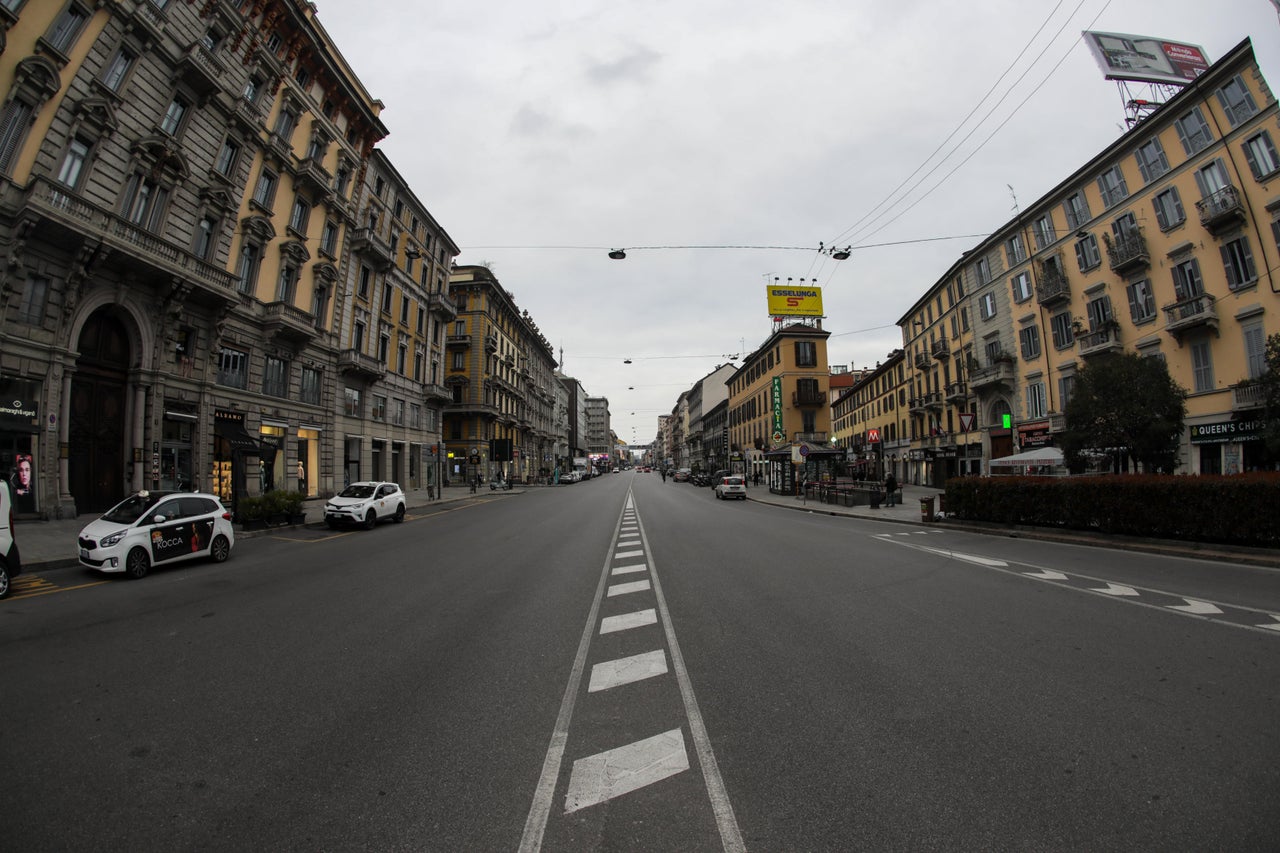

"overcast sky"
[312,0,1279,446]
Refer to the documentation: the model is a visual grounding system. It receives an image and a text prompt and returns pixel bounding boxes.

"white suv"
[324,482,406,529]
[0,479,21,598]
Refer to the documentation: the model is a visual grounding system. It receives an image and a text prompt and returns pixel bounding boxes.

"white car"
[0,479,21,598]
[324,481,406,529]
[714,475,748,500]
[78,491,234,580]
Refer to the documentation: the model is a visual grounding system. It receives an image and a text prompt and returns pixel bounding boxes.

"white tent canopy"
[990,446,1064,467]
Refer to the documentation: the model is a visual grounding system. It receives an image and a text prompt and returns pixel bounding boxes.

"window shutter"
[0,100,32,174]
[1217,89,1238,126]
[1220,244,1239,289]
[1243,138,1261,179]
[1245,325,1266,378]
[1240,238,1256,282]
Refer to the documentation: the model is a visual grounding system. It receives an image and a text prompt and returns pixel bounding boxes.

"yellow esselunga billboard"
[766,284,823,317]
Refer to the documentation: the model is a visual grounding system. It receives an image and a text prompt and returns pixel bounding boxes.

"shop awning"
[990,446,1064,467]
[214,417,264,455]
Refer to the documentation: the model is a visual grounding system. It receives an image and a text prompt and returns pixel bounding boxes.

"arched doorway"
[70,310,132,512]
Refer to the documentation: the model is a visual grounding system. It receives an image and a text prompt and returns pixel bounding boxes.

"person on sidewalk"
[884,471,897,507]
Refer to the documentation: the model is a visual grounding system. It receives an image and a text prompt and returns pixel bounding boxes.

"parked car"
[708,469,731,487]
[78,490,234,580]
[324,482,406,529]
[0,479,21,598]
[714,475,748,500]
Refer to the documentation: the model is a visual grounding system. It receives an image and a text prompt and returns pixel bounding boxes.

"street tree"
[1060,352,1187,473]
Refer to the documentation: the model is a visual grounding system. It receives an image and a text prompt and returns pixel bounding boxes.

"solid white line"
[588,649,668,692]
[610,564,647,576]
[635,499,747,852]
[518,497,633,852]
[600,608,658,634]
[608,579,652,597]
[564,729,689,814]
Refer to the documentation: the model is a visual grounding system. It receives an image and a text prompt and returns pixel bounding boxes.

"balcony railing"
[446,333,471,347]
[792,389,826,406]
[427,291,457,319]
[794,431,828,443]
[913,351,931,370]
[262,301,317,344]
[931,339,950,360]
[1231,382,1266,411]
[1196,185,1247,235]
[1105,231,1150,274]
[1162,293,1218,341]
[1035,263,1070,307]
[25,176,239,301]
[423,383,452,403]
[969,360,1014,390]
[1078,325,1123,358]
[350,227,394,269]
[484,334,498,352]
[337,348,385,381]
[175,42,227,97]
[945,381,968,402]
[923,390,944,409]
[294,157,333,200]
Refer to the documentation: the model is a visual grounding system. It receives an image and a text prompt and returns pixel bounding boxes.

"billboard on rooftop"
[1082,31,1210,86]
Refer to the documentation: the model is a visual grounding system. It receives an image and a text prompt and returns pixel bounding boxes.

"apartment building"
[833,349,909,482]
[445,264,559,483]
[900,36,1278,477]
[334,150,458,492]
[0,0,388,514]
[585,395,610,466]
[727,319,833,488]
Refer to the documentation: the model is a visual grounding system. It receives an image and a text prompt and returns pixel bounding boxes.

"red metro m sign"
[866,428,881,444]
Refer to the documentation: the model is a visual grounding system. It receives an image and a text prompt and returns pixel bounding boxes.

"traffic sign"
[867,428,881,443]
[959,412,976,432]
[799,445,810,457]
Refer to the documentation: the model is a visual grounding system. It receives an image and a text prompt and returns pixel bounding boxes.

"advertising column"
[0,378,41,514]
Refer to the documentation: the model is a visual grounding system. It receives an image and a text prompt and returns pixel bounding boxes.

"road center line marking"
[600,609,658,634]
[564,729,689,814]
[608,579,651,597]
[588,649,668,692]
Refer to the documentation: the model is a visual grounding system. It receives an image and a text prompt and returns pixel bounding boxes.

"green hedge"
[944,474,1280,546]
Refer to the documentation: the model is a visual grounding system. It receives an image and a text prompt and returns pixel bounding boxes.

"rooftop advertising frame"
[766,284,823,317]
[1081,31,1210,86]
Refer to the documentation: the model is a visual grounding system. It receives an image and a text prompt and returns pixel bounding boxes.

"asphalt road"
[3,472,1279,851]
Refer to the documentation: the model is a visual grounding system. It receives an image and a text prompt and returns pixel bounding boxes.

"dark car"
[708,469,731,487]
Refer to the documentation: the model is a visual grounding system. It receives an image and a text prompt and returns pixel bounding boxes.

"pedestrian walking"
[884,471,897,507]
[753,469,761,487]
[661,468,667,482]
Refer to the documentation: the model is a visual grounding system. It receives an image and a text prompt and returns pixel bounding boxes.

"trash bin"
[919,496,935,522]
[870,488,882,509]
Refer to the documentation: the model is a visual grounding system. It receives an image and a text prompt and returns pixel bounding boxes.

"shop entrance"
[70,311,131,512]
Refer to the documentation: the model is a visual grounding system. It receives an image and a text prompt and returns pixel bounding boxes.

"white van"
[0,479,21,599]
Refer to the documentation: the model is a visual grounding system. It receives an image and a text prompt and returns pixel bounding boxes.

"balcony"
[174,42,227,99]
[945,381,968,403]
[265,130,293,165]
[913,351,931,371]
[446,333,471,347]
[484,334,498,352]
[923,390,944,410]
[423,383,452,403]
[1232,381,1266,412]
[231,96,266,134]
[262,301,316,345]
[909,396,927,413]
[338,348,386,381]
[1035,263,1071,307]
[1078,325,1123,358]
[1196,185,1247,236]
[792,389,826,406]
[969,360,1015,391]
[1162,293,1218,342]
[294,157,333,201]
[23,176,238,307]
[427,291,457,320]
[350,227,394,269]
[931,339,950,360]
[1105,230,1150,275]
[793,431,828,443]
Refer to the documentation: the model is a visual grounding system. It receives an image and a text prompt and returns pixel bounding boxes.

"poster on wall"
[11,452,35,513]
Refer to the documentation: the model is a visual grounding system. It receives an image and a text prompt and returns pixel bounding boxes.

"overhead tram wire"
[818,0,1085,253]
[845,0,1112,249]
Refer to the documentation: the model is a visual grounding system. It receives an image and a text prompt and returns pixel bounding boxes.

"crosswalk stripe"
[610,564,647,575]
[600,608,658,634]
[564,729,689,814]
[614,549,645,559]
[588,649,668,692]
